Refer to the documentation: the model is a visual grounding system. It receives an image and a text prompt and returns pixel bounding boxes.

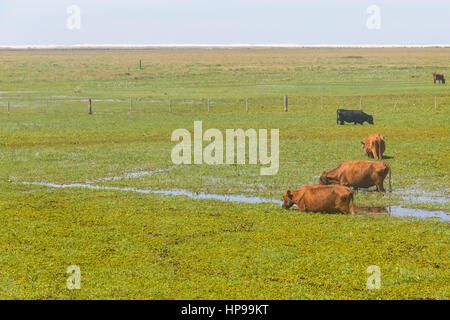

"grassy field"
[0,48,449,299]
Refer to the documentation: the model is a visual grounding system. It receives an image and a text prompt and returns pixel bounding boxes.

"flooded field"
[1,48,449,299]
[17,166,449,221]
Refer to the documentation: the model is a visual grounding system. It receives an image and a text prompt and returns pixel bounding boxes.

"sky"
[0,0,449,45]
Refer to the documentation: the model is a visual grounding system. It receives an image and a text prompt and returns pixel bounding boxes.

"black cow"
[433,72,445,84]
[337,109,373,125]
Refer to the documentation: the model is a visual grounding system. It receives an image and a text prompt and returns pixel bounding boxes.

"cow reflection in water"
[353,205,391,216]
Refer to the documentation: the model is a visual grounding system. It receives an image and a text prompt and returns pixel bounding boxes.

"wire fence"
[0,94,448,115]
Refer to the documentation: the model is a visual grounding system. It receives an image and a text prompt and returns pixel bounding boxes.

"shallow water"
[19,181,281,204]
[357,188,449,205]
[393,189,449,204]
[387,206,449,221]
[354,205,449,221]
[18,181,448,221]
[87,167,176,183]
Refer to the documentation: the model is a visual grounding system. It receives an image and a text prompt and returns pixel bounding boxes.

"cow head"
[368,115,374,125]
[319,171,330,185]
[282,190,294,209]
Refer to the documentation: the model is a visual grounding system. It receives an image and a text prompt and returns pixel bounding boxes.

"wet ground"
[354,205,449,221]
[392,189,449,204]
[18,178,449,221]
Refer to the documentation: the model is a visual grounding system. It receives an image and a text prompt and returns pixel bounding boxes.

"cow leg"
[340,121,344,125]
[376,181,386,193]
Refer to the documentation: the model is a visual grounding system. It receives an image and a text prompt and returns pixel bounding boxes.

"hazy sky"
[1,0,449,45]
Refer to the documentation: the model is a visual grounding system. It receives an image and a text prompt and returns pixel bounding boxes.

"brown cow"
[282,185,354,214]
[361,133,385,160]
[433,72,445,84]
[320,160,391,192]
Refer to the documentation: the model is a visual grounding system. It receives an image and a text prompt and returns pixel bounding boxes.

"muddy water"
[18,181,448,221]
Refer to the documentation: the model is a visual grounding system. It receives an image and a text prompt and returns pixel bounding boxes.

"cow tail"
[387,163,392,192]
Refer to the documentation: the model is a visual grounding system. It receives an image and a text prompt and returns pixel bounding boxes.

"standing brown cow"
[361,133,385,160]
[320,160,391,192]
[282,185,354,214]
[433,72,445,84]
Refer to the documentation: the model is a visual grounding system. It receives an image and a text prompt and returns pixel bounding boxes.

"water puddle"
[357,188,449,205]
[355,205,449,221]
[17,180,448,221]
[19,181,281,205]
[393,189,449,204]
[87,167,176,183]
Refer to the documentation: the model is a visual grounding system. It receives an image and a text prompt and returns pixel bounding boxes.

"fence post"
[169,99,172,113]
[7,101,10,115]
[139,60,142,70]
[284,95,288,112]
[88,98,92,115]
[246,98,248,113]
[394,99,398,111]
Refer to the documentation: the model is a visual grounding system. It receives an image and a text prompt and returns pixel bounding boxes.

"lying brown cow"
[282,185,354,214]
[320,160,391,192]
[433,72,445,84]
[361,133,385,160]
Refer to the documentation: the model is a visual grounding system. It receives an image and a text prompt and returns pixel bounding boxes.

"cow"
[361,133,385,160]
[337,109,374,125]
[282,185,354,214]
[433,72,445,84]
[320,160,391,192]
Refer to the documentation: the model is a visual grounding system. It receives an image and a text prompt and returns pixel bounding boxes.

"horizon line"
[1,44,450,50]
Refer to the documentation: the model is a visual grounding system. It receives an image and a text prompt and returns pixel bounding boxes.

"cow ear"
[287,190,293,199]
[361,141,365,145]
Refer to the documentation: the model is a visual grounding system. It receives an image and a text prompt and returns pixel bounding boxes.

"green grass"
[0,48,449,299]
[1,183,448,299]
